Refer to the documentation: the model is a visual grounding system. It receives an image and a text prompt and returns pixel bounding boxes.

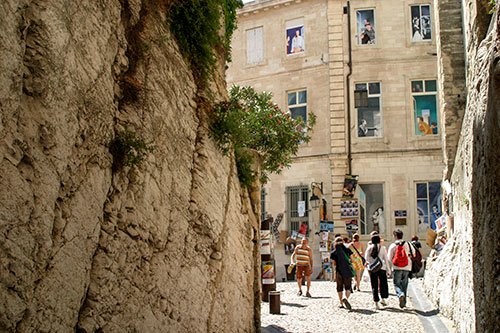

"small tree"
[209,85,316,187]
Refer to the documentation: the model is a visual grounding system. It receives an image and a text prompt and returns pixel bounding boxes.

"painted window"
[356,9,376,45]
[287,90,308,123]
[246,27,264,64]
[286,185,309,233]
[412,79,438,135]
[286,26,305,55]
[355,82,382,137]
[416,182,442,232]
[411,5,432,42]
[286,18,305,55]
[358,184,384,235]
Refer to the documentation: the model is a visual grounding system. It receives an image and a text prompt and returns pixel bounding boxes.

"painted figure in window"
[360,20,375,44]
[417,116,433,135]
[431,122,438,134]
[430,204,441,230]
[358,119,368,137]
[412,83,423,92]
[291,30,304,53]
[371,207,383,234]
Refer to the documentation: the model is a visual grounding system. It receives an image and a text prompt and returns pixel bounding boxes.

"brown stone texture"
[0,0,259,331]
[425,1,500,332]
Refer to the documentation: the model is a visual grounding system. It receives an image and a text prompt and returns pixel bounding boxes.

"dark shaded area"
[472,28,500,332]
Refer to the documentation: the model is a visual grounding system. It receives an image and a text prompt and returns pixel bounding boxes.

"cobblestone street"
[261,279,453,333]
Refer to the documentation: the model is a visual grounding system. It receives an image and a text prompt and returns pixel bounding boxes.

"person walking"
[330,237,354,309]
[348,233,365,291]
[388,229,417,308]
[365,233,391,309]
[291,238,313,297]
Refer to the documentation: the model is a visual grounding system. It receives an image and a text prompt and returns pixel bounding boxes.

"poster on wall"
[260,229,271,255]
[286,25,305,55]
[271,213,284,240]
[319,241,327,252]
[298,222,308,238]
[298,201,305,217]
[262,261,275,285]
[343,175,359,198]
[340,199,359,218]
[345,219,359,231]
[321,231,329,241]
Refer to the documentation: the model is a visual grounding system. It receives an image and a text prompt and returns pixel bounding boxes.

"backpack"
[392,241,409,267]
[411,242,423,270]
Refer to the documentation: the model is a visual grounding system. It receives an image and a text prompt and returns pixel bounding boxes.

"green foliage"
[110,130,154,171]
[209,85,316,187]
[166,0,243,86]
[489,0,497,14]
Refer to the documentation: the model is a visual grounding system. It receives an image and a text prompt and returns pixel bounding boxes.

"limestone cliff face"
[0,1,260,332]
[425,1,500,332]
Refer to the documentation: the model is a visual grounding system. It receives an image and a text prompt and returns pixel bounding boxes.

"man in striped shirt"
[291,238,313,297]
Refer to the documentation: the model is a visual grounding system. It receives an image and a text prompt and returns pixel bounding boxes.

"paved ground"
[261,278,453,333]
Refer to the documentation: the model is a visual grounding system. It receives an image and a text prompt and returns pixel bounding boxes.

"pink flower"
[277,120,281,124]
[274,106,279,110]
[264,129,267,133]
[268,115,272,118]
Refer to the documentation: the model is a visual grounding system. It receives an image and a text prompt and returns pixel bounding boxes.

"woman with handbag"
[365,233,391,309]
[348,233,365,291]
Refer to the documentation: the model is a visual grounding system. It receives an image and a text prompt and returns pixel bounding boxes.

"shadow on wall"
[471,32,500,331]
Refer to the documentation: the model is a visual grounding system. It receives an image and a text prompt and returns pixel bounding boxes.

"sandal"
[305,292,311,297]
[297,291,302,296]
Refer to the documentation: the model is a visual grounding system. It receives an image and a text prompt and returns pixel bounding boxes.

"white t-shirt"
[365,244,390,271]
[388,241,416,271]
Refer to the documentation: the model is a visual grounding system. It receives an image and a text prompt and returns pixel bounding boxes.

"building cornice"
[239,0,305,16]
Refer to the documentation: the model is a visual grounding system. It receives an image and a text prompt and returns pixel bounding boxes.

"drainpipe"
[345,0,353,175]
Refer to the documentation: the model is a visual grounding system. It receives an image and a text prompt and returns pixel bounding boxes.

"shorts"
[296,265,312,279]
[335,272,352,292]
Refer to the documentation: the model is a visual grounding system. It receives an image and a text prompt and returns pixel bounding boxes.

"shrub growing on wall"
[210,85,316,187]
[166,0,243,86]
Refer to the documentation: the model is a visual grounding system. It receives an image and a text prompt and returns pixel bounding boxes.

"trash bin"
[285,264,295,281]
[269,291,280,314]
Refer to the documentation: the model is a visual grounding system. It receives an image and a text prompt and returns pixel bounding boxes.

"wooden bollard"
[269,291,281,314]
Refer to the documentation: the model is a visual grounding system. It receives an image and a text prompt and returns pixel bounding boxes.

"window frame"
[357,183,385,236]
[355,81,383,138]
[246,26,264,65]
[287,89,308,124]
[410,4,432,43]
[415,181,442,232]
[286,185,310,234]
[355,8,376,46]
[411,78,438,136]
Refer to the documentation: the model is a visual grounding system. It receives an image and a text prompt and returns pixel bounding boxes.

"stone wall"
[0,0,260,332]
[424,1,500,331]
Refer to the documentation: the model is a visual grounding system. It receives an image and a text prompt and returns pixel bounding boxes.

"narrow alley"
[261,280,453,333]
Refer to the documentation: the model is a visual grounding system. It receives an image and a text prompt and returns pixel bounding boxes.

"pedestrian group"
[290,229,422,310]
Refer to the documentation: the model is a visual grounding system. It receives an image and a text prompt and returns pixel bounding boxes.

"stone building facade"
[227,0,444,281]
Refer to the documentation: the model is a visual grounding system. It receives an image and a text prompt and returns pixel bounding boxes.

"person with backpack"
[330,237,354,309]
[388,229,417,308]
[364,233,391,309]
[410,235,424,276]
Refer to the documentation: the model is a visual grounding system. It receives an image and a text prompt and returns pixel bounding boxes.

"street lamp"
[309,182,323,209]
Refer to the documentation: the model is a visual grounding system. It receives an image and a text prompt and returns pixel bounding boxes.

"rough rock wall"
[424,1,500,332]
[0,0,260,332]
